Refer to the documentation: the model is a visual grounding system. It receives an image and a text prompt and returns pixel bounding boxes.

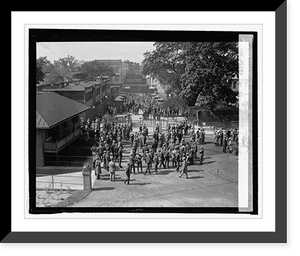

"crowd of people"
[85,114,204,183]
[122,121,205,183]
[79,115,133,145]
[121,94,185,120]
[78,93,239,184]
[214,128,239,155]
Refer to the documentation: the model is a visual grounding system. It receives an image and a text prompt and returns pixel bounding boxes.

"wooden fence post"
[82,163,92,190]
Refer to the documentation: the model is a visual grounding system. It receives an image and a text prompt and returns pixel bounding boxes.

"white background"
[11,12,275,232]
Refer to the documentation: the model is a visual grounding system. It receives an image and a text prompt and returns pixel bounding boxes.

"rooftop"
[36,92,90,129]
[43,81,102,92]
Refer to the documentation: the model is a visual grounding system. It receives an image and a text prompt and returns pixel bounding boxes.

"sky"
[37,42,156,64]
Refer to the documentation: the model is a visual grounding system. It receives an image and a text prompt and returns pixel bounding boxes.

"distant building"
[96,59,123,84]
[36,92,90,167]
[121,62,129,83]
[124,73,147,84]
[120,84,156,94]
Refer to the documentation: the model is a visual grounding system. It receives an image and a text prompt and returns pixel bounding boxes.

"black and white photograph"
[31,29,257,213]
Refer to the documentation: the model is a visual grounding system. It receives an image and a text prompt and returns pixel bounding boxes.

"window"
[85,91,92,102]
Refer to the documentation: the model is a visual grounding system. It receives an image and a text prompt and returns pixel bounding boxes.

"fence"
[36,172,84,190]
[37,164,96,191]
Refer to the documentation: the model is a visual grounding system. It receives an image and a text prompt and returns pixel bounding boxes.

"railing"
[36,172,84,190]
[44,129,80,153]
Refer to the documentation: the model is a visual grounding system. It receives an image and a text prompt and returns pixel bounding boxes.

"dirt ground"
[36,189,92,207]
[36,189,76,207]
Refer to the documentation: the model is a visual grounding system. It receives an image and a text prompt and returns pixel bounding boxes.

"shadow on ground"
[188,176,204,179]
[92,187,115,191]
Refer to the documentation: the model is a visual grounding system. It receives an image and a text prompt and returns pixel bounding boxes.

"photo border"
[29,30,258,216]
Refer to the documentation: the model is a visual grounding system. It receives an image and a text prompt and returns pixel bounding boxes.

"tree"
[53,55,79,81]
[81,60,114,80]
[180,42,238,109]
[142,42,186,94]
[142,41,238,109]
[36,59,45,84]
[36,56,78,84]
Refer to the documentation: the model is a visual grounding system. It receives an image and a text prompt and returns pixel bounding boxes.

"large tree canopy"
[180,42,238,108]
[81,60,114,80]
[37,55,78,84]
[36,56,115,85]
[142,42,186,94]
[36,57,46,84]
[142,41,238,109]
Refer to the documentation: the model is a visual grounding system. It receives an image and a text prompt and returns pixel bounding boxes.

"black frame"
[1,1,288,243]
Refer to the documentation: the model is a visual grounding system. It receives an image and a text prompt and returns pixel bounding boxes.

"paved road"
[70,113,238,208]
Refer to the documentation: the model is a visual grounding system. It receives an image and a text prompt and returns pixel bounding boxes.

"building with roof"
[36,92,90,167]
[42,78,112,120]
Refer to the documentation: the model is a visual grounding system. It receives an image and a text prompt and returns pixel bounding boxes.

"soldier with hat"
[94,155,102,180]
[163,148,170,169]
[128,151,136,174]
[135,152,143,173]
[179,156,188,179]
[157,149,166,169]
[144,150,152,175]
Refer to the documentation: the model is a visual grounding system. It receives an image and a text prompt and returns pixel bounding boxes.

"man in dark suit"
[124,162,132,185]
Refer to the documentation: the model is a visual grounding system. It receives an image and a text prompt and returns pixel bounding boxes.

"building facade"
[42,78,112,119]
[36,92,90,167]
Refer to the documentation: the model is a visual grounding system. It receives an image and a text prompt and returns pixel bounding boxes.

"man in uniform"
[192,142,198,161]
[163,148,170,169]
[104,150,110,171]
[94,155,102,180]
[117,145,123,168]
[144,150,152,175]
[153,153,159,173]
[108,157,116,182]
[135,152,143,173]
[179,156,188,179]
[175,149,181,172]
[97,142,104,161]
[157,149,166,169]
[128,152,136,174]
[124,162,132,185]
[199,147,204,165]
[188,148,194,165]
[222,134,228,153]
